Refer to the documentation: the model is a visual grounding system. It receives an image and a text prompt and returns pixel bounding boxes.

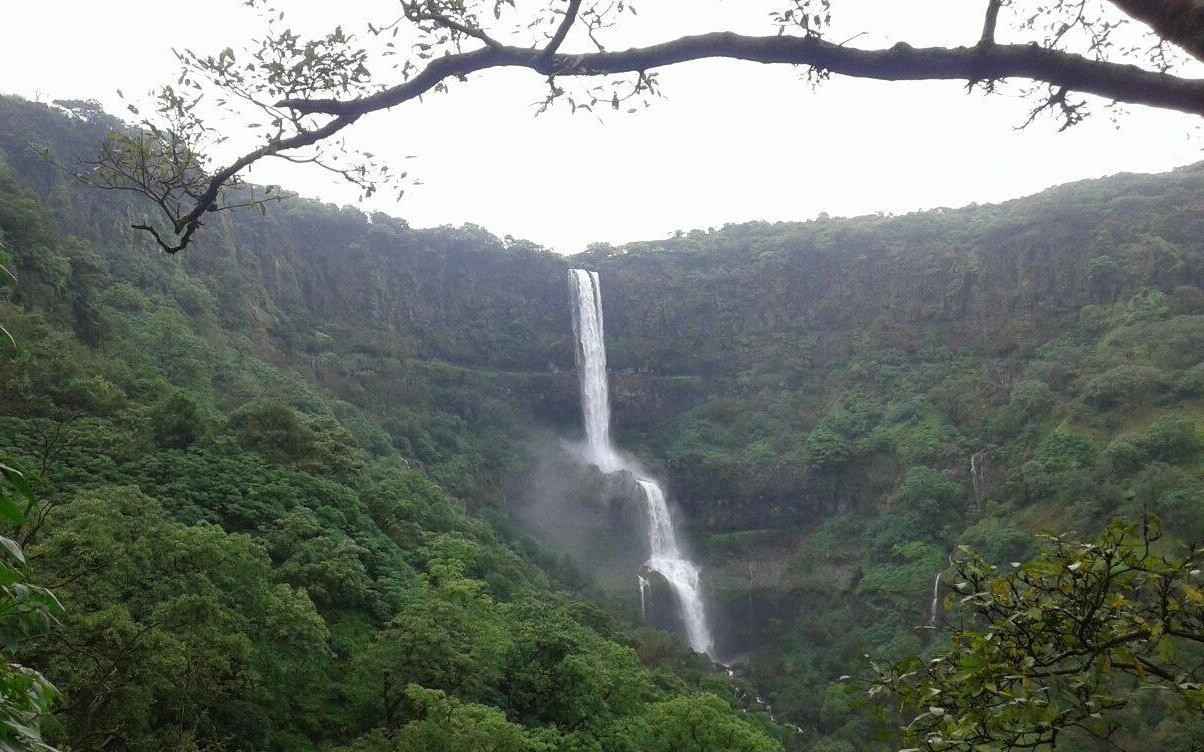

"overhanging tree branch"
[1109,0,1204,62]
[138,113,359,253]
[115,2,1204,253]
[277,34,1204,119]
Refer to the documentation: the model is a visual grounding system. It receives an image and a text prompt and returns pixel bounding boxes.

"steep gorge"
[2,95,1202,748]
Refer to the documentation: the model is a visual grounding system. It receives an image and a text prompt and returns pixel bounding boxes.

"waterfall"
[568,268,715,657]
[969,449,989,511]
[638,479,715,656]
[637,574,649,620]
[929,571,943,627]
[568,269,620,472]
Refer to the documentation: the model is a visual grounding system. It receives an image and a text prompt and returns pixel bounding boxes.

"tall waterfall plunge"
[568,269,621,472]
[568,269,716,657]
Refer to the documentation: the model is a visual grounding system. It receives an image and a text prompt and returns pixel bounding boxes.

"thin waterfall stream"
[638,479,714,656]
[569,269,716,657]
[929,571,943,627]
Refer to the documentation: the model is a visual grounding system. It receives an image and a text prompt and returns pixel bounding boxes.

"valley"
[0,94,1202,751]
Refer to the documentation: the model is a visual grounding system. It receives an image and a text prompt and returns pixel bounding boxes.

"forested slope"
[575,172,1201,751]
[0,96,780,752]
[581,166,1204,749]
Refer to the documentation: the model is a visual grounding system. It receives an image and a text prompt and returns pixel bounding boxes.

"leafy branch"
[86,0,1204,253]
[872,517,1204,752]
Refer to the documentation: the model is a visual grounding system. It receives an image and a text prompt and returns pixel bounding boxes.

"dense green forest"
[0,94,1202,751]
[0,96,777,752]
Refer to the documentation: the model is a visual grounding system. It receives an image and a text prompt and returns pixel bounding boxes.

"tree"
[28,488,329,752]
[0,464,61,752]
[149,391,205,449]
[88,0,1204,252]
[390,685,555,752]
[349,564,508,726]
[609,693,782,752]
[872,517,1204,751]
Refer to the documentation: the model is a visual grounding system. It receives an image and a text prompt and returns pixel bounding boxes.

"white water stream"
[929,571,943,627]
[568,269,621,472]
[569,269,715,656]
[638,479,715,656]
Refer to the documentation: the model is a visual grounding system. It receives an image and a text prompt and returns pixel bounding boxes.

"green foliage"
[610,693,781,752]
[1034,429,1095,471]
[3,94,1204,752]
[30,487,329,751]
[150,390,205,449]
[874,519,1204,751]
[1139,416,1202,464]
[894,466,964,540]
[391,685,555,752]
[1081,364,1170,409]
[229,400,316,463]
[805,425,851,468]
[957,515,1036,565]
[0,464,60,752]
[1104,417,1202,476]
[858,540,945,597]
[1005,379,1055,423]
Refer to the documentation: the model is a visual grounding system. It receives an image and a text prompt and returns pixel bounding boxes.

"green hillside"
[0,96,778,752]
[0,95,1201,751]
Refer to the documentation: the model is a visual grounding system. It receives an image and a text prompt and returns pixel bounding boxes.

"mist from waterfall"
[568,268,715,657]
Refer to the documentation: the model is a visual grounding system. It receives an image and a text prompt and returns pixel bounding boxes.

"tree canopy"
[874,517,1204,751]
[80,0,1204,252]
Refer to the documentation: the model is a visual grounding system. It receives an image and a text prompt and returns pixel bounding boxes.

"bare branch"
[128,114,359,253]
[131,222,199,255]
[542,0,584,60]
[982,0,1005,45]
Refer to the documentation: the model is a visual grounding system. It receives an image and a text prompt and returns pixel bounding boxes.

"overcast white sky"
[4,1,1203,252]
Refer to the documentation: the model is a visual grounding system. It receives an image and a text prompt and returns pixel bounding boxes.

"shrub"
[805,425,852,468]
[1177,363,1204,397]
[151,391,206,449]
[1157,485,1204,543]
[1139,416,1201,464]
[1102,438,1145,475]
[1009,379,1056,419]
[959,517,1036,564]
[1035,430,1095,471]
[1081,365,1169,409]
[1102,417,1200,475]
[228,400,315,464]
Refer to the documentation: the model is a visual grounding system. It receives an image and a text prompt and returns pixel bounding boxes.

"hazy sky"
[4,1,1203,252]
